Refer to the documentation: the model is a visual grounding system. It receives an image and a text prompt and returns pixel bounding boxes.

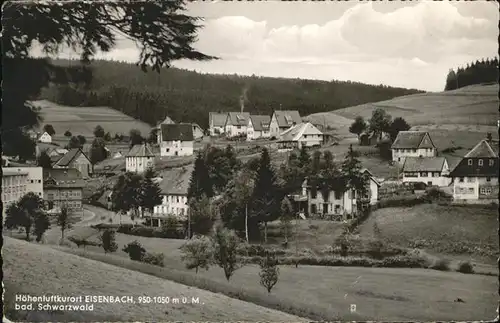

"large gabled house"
[448,138,499,203]
[269,110,302,138]
[145,166,193,227]
[158,123,194,157]
[38,132,52,143]
[247,115,271,140]
[224,112,250,138]
[53,148,92,179]
[43,168,85,216]
[294,169,380,220]
[277,122,323,151]
[125,143,155,174]
[391,131,437,164]
[402,157,452,187]
[208,112,228,136]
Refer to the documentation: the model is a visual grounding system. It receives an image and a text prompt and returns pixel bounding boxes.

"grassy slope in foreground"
[48,230,496,321]
[3,237,305,322]
[305,84,499,136]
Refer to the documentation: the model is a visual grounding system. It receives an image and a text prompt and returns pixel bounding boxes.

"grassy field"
[358,204,499,265]
[306,84,499,140]
[47,236,498,321]
[4,237,306,322]
[30,99,153,139]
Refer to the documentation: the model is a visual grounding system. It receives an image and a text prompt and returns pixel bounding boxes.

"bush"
[457,261,474,274]
[116,223,185,239]
[429,258,450,271]
[366,240,385,260]
[123,240,146,261]
[423,187,453,202]
[180,235,213,273]
[142,252,165,267]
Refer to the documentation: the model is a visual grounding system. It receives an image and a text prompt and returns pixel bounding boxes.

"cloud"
[28,1,497,91]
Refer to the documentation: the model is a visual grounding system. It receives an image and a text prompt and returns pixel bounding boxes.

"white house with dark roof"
[146,166,193,227]
[277,122,324,150]
[2,166,44,220]
[158,123,194,157]
[293,168,380,220]
[53,148,92,179]
[391,131,437,164]
[402,157,452,187]
[208,112,228,136]
[224,112,250,138]
[155,115,175,130]
[125,143,155,173]
[247,115,271,140]
[448,138,499,203]
[269,110,302,138]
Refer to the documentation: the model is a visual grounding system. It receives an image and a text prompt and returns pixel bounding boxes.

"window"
[236,125,241,129]
[478,159,483,166]
[459,177,464,183]
[427,181,432,186]
[334,191,341,200]
[489,159,494,166]
[468,159,473,166]
[30,180,34,183]
[420,172,428,177]
[311,204,317,214]
[176,196,179,203]
[467,177,475,183]
[468,188,474,194]
[412,149,416,153]
[487,177,491,182]
[433,172,440,177]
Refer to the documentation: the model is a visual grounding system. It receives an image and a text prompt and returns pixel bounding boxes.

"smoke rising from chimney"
[239,87,248,113]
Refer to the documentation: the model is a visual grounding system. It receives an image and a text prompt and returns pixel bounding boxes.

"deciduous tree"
[43,124,56,136]
[101,229,118,254]
[349,116,367,141]
[388,117,411,142]
[259,252,280,293]
[56,204,73,243]
[93,125,105,138]
[369,108,392,141]
[211,226,242,281]
[180,235,213,274]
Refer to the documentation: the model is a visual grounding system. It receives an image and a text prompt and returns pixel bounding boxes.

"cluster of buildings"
[392,131,498,204]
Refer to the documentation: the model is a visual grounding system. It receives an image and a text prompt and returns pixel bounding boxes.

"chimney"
[239,96,245,113]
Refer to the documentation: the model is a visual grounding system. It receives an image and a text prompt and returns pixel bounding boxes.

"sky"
[38,0,498,92]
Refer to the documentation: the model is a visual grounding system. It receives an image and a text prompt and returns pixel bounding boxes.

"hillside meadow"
[358,204,499,267]
[305,84,499,143]
[30,99,153,139]
[4,237,306,322]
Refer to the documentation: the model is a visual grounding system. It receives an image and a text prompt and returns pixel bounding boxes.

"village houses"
[208,112,228,136]
[2,166,44,220]
[246,115,271,140]
[448,137,499,204]
[277,122,324,151]
[402,157,452,187]
[292,169,380,220]
[43,168,84,216]
[125,143,155,173]
[158,123,194,157]
[391,131,437,164]
[53,148,92,179]
[38,131,52,143]
[269,110,302,138]
[224,112,250,138]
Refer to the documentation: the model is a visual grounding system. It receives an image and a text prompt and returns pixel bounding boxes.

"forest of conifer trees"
[39,59,423,129]
[444,57,498,91]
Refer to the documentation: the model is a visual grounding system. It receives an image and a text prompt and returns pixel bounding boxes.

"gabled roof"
[160,123,194,141]
[43,168,85,188]
[226,112,250,126]
[192,123,204,131]
[449,139,499,177]
[157,116,175,126]
[249,115,271,131]
[126,143,155,157]
[278,122,323,142]
[209,112,228,127]
[54,148,90,167]
[464,139,499,158]
[39,132,52,138]
[360,168,381,187]
[158,165,193,195]
[50,155,63,165]
[402,157,447,172]
[391,131,436,149]
[273,110,302,128]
